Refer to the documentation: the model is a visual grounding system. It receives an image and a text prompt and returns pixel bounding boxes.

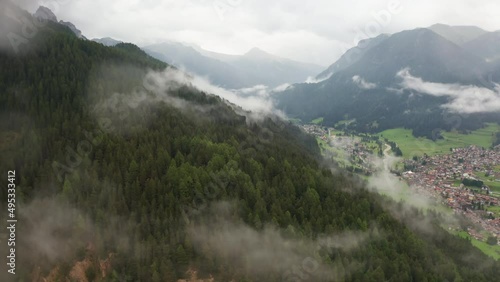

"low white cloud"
[140,67,278,115]
[352,75,377,89]
[236,84,270,97]
[397,68,500,114]
[188,202,377,281]
[273,83,293,92]
[305,72,333,84]
[234,83,293,97]
[363,149,461,238]
[386,86,404,94]
[89,65,285,135]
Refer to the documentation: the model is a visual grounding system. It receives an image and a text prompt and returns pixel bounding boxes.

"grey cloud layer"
[23,0,500,65]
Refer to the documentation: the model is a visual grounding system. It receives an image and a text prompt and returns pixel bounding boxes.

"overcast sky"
[21,0,500,66]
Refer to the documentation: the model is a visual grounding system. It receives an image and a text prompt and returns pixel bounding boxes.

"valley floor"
[299,122,500,259]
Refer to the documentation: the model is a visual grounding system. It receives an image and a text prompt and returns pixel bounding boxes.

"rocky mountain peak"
[34,6,58,22]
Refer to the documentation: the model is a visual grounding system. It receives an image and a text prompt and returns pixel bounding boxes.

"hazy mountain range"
[427,23,488,45]
[32,5,324,90]
[92,37,123,46]
[26,5,500,139]
[143,42,324,89]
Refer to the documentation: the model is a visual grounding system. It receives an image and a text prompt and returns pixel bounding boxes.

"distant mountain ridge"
[276,26,500,139]
[143,41,248,88]
[463,31,500,62]
[143,42,324,88]
[316,34,390,80]
[92,37,123,46]
[426,24,500,63]
[428,23,488,45]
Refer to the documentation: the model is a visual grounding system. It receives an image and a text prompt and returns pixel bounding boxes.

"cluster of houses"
[300,124,331,141]
[300,124,378,172]
[401,146,500,242]
[300,124,365,148]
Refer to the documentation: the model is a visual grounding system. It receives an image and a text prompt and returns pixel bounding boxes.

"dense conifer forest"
[1,6,499,281]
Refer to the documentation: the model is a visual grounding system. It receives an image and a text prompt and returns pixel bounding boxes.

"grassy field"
[484,181,500,192]
[317,138,340,158]
[316,138,334,153]
[486,206,500,218]
[330,129,345,136]
[452,230,500,260]
[317,138,357,169]
[288,118,302,124]
[378,123,500,158]
[311,117,324,124]
[474,171,500,192]
[335,119,356,128]
[442,123,500,148]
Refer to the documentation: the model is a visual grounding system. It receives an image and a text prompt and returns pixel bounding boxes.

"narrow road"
[384,143,391,157]
[381,143,394,171]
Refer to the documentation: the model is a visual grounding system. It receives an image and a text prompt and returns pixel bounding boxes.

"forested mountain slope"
[0,4,499,282]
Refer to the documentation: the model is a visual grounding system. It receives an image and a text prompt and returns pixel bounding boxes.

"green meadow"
[452,230,500,260]
[378,123,500,158]
[475,171,500,193]
[311,117,324,124]
[288,118,302,124]
[486,206,500,218]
